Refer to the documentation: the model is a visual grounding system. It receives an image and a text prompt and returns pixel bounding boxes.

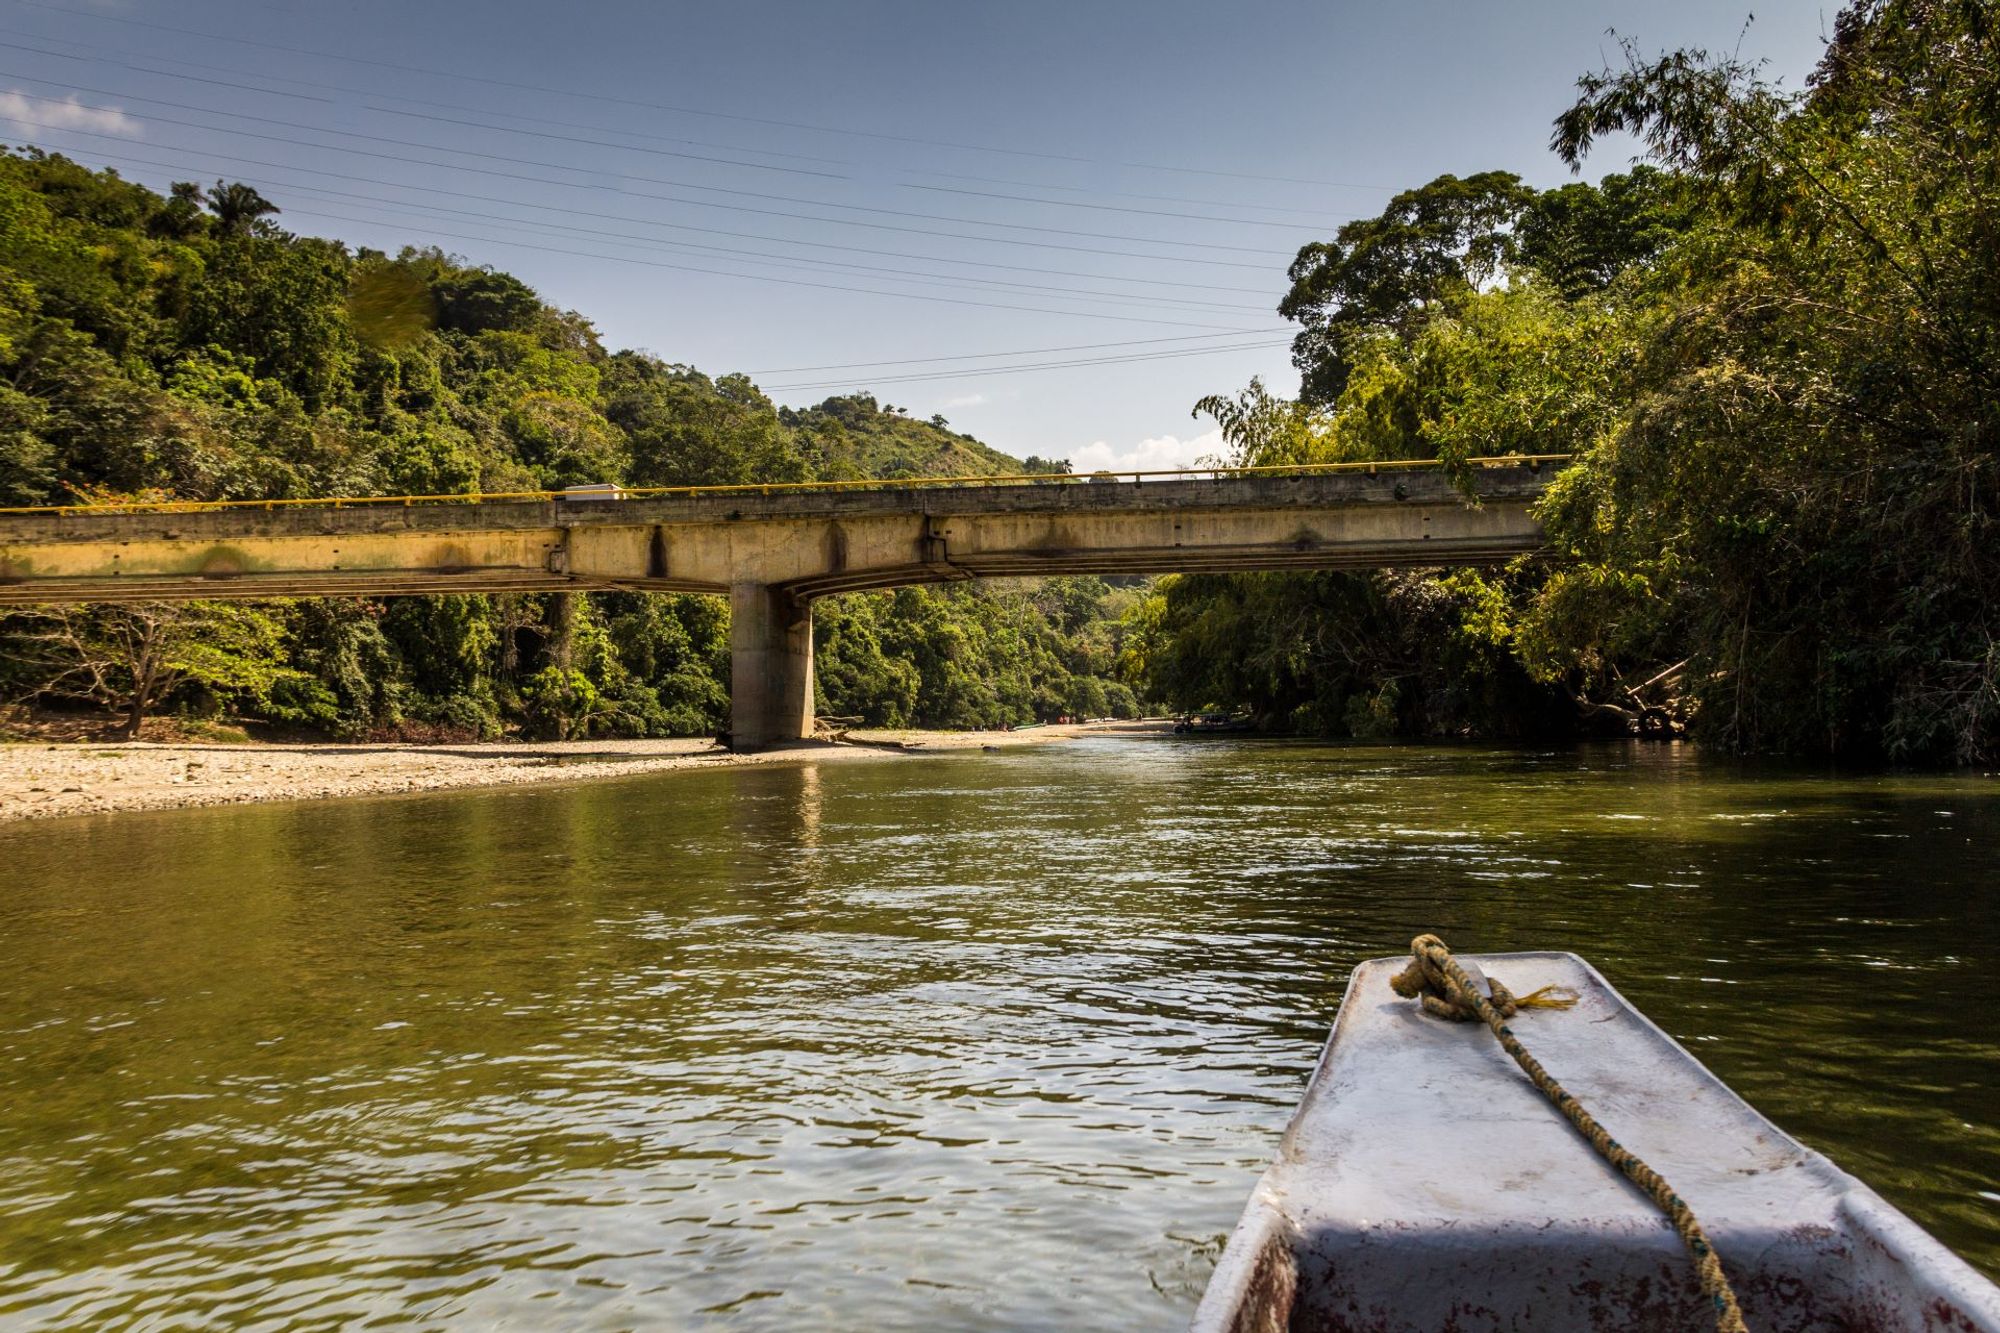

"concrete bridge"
[0,459,1559,747]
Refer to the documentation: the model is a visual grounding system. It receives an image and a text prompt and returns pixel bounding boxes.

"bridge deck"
[0,459,1559,748]
[0,462,1554,605]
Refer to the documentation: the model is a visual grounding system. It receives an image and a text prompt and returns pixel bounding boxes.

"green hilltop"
[784,395,1026,481]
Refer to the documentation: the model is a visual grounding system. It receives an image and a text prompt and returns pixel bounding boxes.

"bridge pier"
[729,582,814,751]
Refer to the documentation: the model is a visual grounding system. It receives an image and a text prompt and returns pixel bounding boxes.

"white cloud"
[941,392,988,409]
[1066,428,1226,476]
[0,90,142,139]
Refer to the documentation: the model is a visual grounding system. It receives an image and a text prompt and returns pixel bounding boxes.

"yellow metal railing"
[0,454,1571,519]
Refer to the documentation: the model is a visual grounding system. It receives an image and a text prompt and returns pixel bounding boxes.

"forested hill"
[0,150,1146,742]
[0,148,1024,506]
[783,396,1024,481]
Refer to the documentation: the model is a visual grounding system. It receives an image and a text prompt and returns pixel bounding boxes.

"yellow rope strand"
[1389,934,1750,1333]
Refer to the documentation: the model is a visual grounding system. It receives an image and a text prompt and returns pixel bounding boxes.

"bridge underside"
[0,467,1551,748]
[0,538,1538,606]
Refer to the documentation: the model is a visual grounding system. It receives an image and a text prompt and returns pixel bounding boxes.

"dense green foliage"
[1125,0,1999,763]
[817,578,1142,729]
[0,154,1133,738]
[4,0,1991,761]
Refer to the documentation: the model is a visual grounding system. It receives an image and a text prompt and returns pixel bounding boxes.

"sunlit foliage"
[0,150,1129,739]
[1158,0,1998,761]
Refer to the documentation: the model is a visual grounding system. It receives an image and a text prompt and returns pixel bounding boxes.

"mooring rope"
[1389,934,1750,1333]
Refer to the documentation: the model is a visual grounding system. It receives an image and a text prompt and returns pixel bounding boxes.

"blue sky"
[1,0,1832,468]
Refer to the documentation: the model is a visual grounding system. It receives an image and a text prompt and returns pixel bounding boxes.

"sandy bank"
[0,723,1157,824]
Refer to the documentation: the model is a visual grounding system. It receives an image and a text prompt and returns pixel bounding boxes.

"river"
[1,737,1995,1329]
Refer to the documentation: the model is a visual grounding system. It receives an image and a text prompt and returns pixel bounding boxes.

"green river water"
[0,736,1995,1329]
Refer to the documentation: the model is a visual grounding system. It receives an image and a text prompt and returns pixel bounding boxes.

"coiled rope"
[1389,934,1750,1333]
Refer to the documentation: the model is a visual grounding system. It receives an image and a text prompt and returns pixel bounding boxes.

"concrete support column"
[729,581,814,750]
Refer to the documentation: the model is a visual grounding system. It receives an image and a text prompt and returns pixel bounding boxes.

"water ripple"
[0,738,1995,1329]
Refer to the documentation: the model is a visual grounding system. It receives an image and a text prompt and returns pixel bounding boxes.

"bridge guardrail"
[0,454,1571,519]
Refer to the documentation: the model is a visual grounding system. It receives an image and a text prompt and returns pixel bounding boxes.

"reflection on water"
[0,738,1994,1329]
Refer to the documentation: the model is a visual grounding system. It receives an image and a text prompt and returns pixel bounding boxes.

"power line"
[80,142,1282,307]
[0,34,856,169]
[261,181,1272,314]
[390,103,1343,231]
[3,0,1399,192]
[6,31,1365,227]
[908,167,1368,219]
[25,130,1268,312]
[21,129,1297,380]
[0,50,848,180]
[1,100,1284,271]
[0,73,1295,257]
[0,37,1322,275]
[16,123,1288,295]
[899,181,1324,229]
[744,331,1290,376]
[267,202,1266,331]
[239,84,870,183]
[5,136,1298,391]
[762,339,1294,394]
[13,118,1270,326]
[0,35,337,104]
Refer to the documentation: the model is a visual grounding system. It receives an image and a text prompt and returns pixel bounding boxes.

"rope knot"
[1389,932,1578,1022]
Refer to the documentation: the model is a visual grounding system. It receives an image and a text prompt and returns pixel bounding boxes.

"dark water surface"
[1,737,1995,1329]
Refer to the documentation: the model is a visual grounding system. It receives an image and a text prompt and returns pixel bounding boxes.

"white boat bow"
[1192,951,2000,1332]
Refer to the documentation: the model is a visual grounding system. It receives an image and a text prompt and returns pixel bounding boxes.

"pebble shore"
[0,724,1117,823]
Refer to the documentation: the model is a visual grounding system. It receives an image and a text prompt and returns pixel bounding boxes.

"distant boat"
[1192,951,2000,1332]
[1173,712,1255,735]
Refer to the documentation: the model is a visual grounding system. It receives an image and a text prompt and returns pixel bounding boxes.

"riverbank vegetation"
[2,0,1992,760]
[1121,0,1998,763]
[0,153,1139,739]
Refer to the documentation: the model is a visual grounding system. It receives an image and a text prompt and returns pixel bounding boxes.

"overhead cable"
[743,331,1292,376]
[27,126,1296,300]
[4,0,1408,191]
[6,32,1364,218]
[762,339,1295,393]
[0,34,853,167]
[272,202,1267,331]
[1,104,1282,270]
[0,77,1294,257]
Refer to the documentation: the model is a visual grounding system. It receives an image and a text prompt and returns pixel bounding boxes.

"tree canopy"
[1133,0,2000,763]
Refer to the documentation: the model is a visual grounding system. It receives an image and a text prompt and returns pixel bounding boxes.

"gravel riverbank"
[0,723,1142,823]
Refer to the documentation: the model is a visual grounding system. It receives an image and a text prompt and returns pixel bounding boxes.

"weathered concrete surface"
[0,465,1555,747]
[729,582,815,749]
[0,468,1550,599]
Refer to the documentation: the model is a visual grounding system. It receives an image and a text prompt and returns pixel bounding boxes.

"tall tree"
[8,602,297,737]
[1279,171,1537,404]
[206,181,279,236]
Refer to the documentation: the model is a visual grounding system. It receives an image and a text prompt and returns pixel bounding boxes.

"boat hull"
[1192,952,2000,1332]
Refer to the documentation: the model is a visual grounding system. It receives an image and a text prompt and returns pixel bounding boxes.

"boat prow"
[1192,951,2000,1332]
